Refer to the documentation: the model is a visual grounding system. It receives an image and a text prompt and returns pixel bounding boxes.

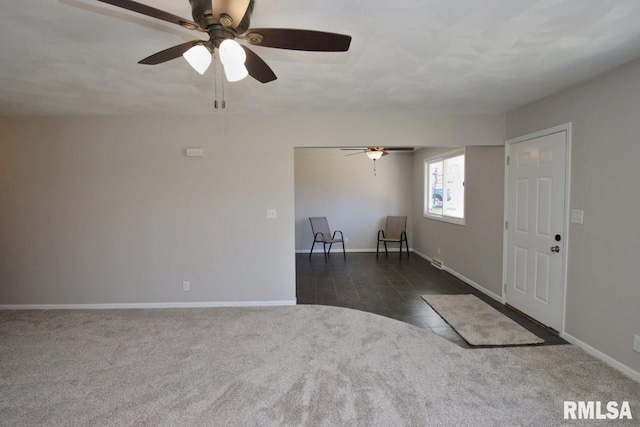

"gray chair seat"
[323,238,343,243]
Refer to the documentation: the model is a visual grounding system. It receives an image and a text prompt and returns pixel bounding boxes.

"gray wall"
[507,58,640,374]
[412,146,505,297]
[295,148,414,251]
[0,116,295,304]
[0,113,504,305]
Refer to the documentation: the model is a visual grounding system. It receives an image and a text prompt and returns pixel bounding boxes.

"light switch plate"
[634,335,640,354]
[570,209,584,224]
[267,209,277,219]
[185,147,204,157]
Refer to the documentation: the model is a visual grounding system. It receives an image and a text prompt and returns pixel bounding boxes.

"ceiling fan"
[93,0,352,84]
[341,147,414,175]
[341,147,414,160]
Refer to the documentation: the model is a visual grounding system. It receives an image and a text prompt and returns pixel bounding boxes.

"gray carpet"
[1,306,638,426]
[421,294,545,346]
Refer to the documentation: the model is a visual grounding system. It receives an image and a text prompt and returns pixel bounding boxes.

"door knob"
[551,246,560,253]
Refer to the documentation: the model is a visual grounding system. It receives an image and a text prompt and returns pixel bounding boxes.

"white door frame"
[501,123,572,336]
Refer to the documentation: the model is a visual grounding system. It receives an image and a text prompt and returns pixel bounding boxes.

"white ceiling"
[2,0,640,115]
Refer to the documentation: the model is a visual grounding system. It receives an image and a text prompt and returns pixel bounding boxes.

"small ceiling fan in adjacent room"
[341,147,414,159]
[341,147,414,175]
[92,0,352,86]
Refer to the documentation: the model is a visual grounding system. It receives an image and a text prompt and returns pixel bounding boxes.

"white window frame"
[423,147,466,225]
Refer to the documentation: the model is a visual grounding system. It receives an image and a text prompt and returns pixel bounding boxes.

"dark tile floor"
[296,252,567,349]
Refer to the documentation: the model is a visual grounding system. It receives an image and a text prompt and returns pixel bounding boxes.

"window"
[424,148,465,224]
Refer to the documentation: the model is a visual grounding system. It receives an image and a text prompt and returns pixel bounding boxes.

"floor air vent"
[431,258,443,270]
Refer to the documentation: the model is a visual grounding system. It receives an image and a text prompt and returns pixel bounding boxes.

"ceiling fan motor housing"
[189,0,254,34]
[189,0,215,29]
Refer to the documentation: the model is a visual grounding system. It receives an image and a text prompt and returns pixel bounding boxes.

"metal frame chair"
[309,217,346,261]
[377,216,409,258]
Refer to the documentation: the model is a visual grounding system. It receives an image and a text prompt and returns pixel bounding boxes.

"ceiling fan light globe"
[219,39,246,67]
[223,63,249,82]
[182,44,212,75]
[366,150,384,160]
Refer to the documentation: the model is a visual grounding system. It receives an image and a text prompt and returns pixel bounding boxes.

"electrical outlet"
[344,237,349,243]
[634,335,640,354]
[267,209,277,219]
[437,248,441,255]
[182,281,190,292]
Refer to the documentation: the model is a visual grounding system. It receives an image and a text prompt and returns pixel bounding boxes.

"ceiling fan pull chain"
[213,53,219,109]
[373,159,377,176]
[221,66,226,109]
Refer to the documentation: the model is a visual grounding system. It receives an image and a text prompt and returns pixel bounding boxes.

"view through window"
[424,148,465,224]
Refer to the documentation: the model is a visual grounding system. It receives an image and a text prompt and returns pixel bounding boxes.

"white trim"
[409,249,431,261]
[422,213,465,226]
[562,332,640,382]
[0,300,297,310]
[502,123,572,333]
[506,123,571,145]
[404,249,430,260]
[561,124,572,338]
[501,136,510,305]
[297,248,414,254]
[412,250,502,302]
[443,266,502,302]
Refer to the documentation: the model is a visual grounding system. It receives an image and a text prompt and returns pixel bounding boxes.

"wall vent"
[431,258,443,270]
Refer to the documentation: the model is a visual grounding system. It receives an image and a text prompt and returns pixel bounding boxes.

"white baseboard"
[443,266,502,302]
[0,300,297,310]
[562,332,640,382]
[411,249,502,302]
[297,248,413,254]
[410,249,432,262]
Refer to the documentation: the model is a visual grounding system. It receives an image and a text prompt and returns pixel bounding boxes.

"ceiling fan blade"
[345,152,365,157]
[382,152,389,157]
[213,0,251,29]
[245,29,352,52]
[241,46,277,83]
[96,0,201,30]
[340,149,366,151]
[139,41,204,65]
[384,147,414,151]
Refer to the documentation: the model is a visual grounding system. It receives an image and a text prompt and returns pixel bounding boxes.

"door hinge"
[506,155,510,166]
[505,221,508,230]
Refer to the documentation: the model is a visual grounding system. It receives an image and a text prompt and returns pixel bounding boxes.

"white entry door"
[505,127,569,332]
